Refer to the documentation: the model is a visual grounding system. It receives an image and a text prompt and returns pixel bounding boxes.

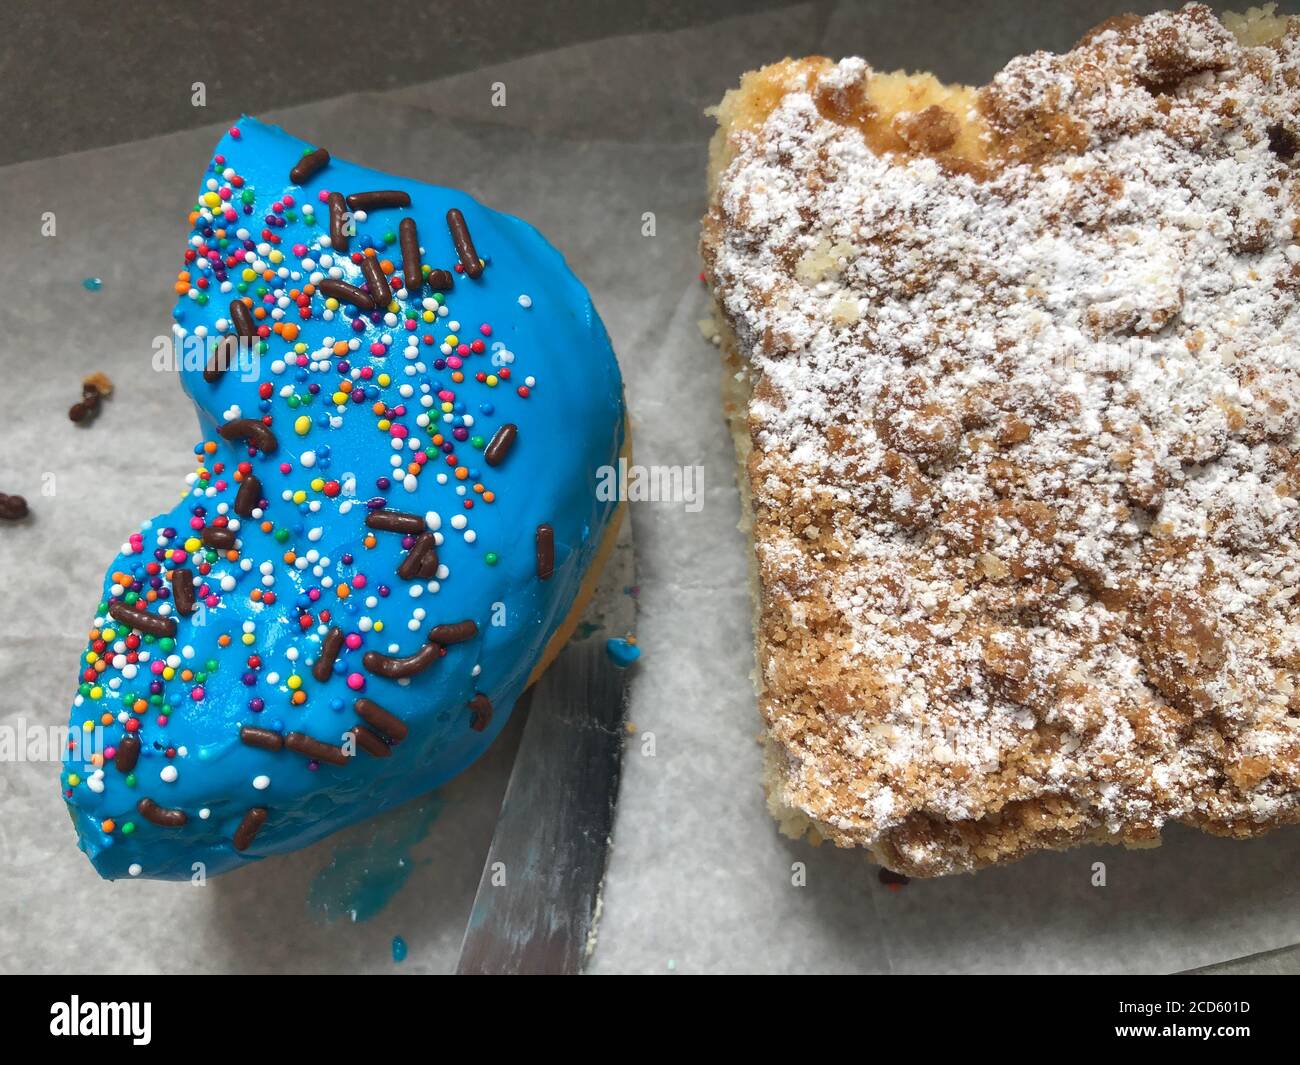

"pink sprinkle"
[307,588,321,602]
[457,344,470,357]
[279,463,292,474]
[189,517,204,530]
[369,342,387,357]
[344,633,362,650]
[480,324,492,336]
[219,187,232,201]
[390,424,409,439]
[170,549,187,564]
[191,686,206,701]
[447,356,463,369]
[404,319,418,331]
[293,244,309,257]
[229,127,241,139]
[318,189,331,202]
[352,574,367,589]
[346,672,365,691]
[438,390,455,402]
[283,194,295,208]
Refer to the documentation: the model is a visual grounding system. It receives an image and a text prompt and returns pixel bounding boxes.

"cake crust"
[704,4,1300,876]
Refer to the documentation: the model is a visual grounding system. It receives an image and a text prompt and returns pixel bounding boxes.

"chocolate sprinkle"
[233,806,268,851]
[428,619,478,646]
[354,697,409,743]
[399,217,423,294]
[351,726,392,758]
[234,474,262,517]
[205,334,240,383]
[363,641,443,680]
[289,147,330,185]
[360,254,392,308]
[365,509,426,535]
[114,734,140,773]
[427,268,454,291]
[468,693,493,732]
[396,532,439,580]
[284,732,350,767]
[535,523,555,581]
[318,278,374,309]
[312,626,344,682]
[108,601,177,639]
[484,423,518,467]
[239,725,284,752]
[219,418,278,454]
[229,299,257,340]
[346,190,411,211]
[170,567,196,616]
[0,493,29,520]
[328,191,350,252]
[202,526,236,550]
[137,797,187,828]
[446,208,483,278]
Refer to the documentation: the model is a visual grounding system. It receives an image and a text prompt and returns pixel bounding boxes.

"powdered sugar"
[705,4,1300,873]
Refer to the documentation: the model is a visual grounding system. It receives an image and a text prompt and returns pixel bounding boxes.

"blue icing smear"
[62,116,625,880]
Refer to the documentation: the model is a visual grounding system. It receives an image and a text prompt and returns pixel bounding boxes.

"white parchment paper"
[0,1,1296,974]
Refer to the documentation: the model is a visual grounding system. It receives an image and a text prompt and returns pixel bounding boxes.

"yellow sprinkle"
[67,773,81,787]
[441,402,453,413]
[202,191,221,209]
[241,633,256,646]
[268,249,283,264]
[101,628,116,641]
[446,334,458,346]
[486,375,498,387]
[184,536,201,553]
[377,419,391,431]
[287,675,302,690]
[332,391,347,405]
[373,620,383,632]
[292,490,307,505]
[242,268,256,283]
[325,297,340,311]
[422,310,436,323]
[294,342,308,354]
[162,667,176,680]
[377,373,391,387]
[309,477,325,492]
[89,687,103,700]
[82,720,95,733]
[294,415,311,436]
[85,651,99,664]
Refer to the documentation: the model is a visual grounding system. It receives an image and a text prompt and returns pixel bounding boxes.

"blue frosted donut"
[61,117,625,880]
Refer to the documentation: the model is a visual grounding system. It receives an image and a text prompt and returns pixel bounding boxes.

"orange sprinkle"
[291,690,307,705]
[132,698,147,714]
[363,533,377,549]
[451,371,464,383]
[217,633,232,647]
[483,491,495,503]
[337,584,351,600]
[203,441,218,454]
[333,341,349,356]
[101,819,116,834]
[379,259,395,275]
[455,467,469,481]
[260,520,274,533]
[281,323,299,341]
[181,670,194,682]
[100,712,114,726]
[282,550,297,564]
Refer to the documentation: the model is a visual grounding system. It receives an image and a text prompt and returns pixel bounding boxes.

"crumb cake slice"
[703,4,1300,876]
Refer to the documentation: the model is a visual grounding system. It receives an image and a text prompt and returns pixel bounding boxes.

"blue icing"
[62,116,624,880]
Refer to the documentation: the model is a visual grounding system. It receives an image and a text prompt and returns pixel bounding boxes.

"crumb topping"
[704,3,1300,874]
